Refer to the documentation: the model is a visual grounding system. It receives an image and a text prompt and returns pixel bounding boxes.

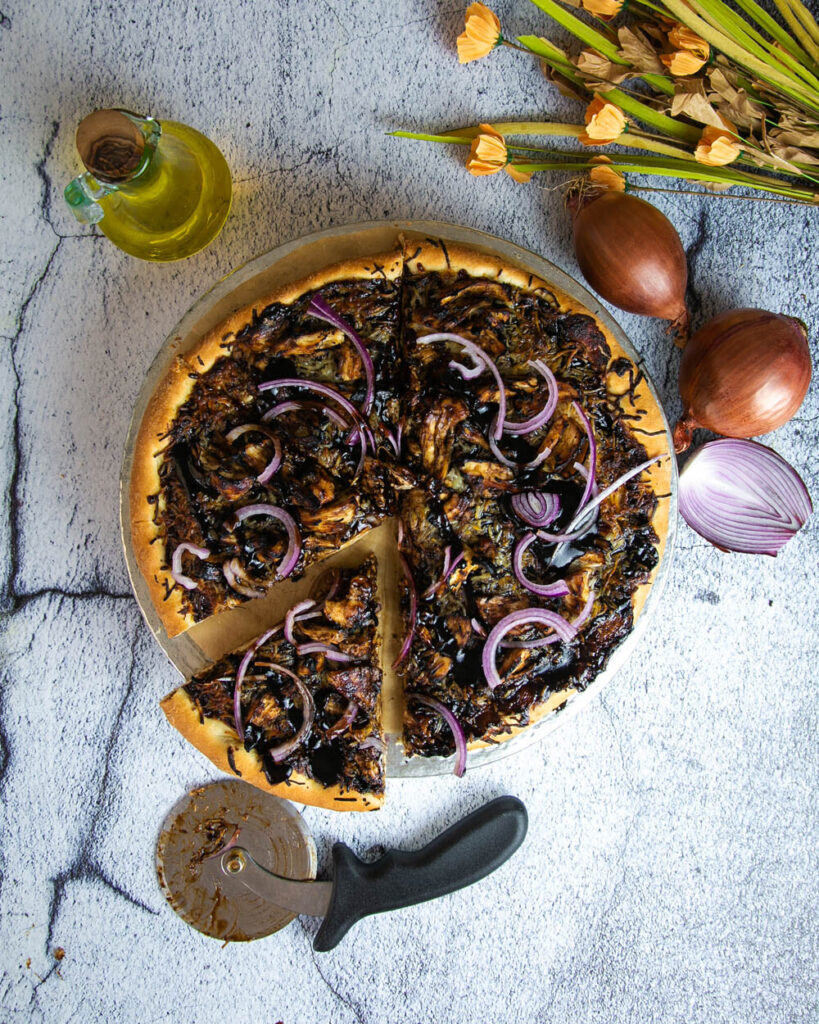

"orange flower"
[466,125,531,182]
[579,94,626,145]
[695,121,742,166]
[589,155,626,191]
[581,0,624,20]
[457,3,501,64]
[662,23,709,75]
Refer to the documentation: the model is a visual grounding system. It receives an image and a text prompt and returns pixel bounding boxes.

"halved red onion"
[262,399,348,430]
[392,553,418,668]
[572,401,597,511]
[225,423,283,486]
[231,504,301,579]
[171,542,210,590]
[483,609,577,690]
[222,558,265,599]
[501,590,596,648]
[325,700,360,739]
[308,295,375,414]
[503,360,559,436]
[488,420,551,471]
[418,333,506,438]
[408,693,467,777]
[513,532,572,599]
[234,627,279,738]
[296,642,354,663]
[284,599,316,645]
[359,735,386,754]
[679,439,812,555]
[511,491,561,529]
[265,665,316,763]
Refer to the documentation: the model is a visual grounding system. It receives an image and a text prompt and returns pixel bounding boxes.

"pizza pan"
[120,219,677,779]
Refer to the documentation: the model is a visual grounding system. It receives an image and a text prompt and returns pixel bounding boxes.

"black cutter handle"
[313,795,527,951]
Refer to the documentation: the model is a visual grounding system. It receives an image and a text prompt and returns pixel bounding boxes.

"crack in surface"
[684,206,709,330]
[4,588,136,616]
[297,918,367,1023]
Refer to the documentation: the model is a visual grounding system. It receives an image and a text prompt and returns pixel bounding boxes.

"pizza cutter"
[156,779,527,951]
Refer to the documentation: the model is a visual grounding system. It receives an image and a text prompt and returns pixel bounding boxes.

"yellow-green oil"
[95,121,232,261]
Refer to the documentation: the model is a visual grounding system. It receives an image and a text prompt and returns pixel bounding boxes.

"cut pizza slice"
[131,249,404,638]
[160,557,386,811]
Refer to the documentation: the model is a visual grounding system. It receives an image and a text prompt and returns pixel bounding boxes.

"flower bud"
[579,94,626,145]
[457,3,501,64]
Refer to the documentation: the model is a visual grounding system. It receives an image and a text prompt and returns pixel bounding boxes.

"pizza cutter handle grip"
[313,795,527,952]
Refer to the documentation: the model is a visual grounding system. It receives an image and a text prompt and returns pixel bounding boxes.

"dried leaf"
[773,129,819,150]
[670,80,725,127]
[540,59,586,102]
[576,48,630,89]
[713,89,764,130]
[769,143,819,165]
[742,133,802,174]
[617,26,665,74]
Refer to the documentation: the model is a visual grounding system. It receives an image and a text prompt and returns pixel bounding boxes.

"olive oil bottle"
[64,109,231,261]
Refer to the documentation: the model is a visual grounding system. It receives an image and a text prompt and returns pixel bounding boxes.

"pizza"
[133,236,671,808]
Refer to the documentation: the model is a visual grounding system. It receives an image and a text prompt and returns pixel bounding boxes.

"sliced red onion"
[513,532,572,599]
[392,553,418,668]
[311,567,342,603]
[296,642,354,663]
[325,700,360,739]
[171,542,210,590]
[679,439,812,555]
[359,735,386,754]
[511,491,561,529]
[284,599,316,645]
[225,422,283,485]
[418,333,506,439]
[488,419,552,471]
[503,360,559,436]
[383,426,400,456]
[231,504,301,579]
[449,357,485,381]
[262,399,348,430]
[422,545,461,599]
[308,295,375,414]
[234,627,278,738]
[258,378,367,434]
[500,590,596,649]
[572,401,597,511]
[563,455,665,535]
[471,616,486,637]
[483,609,577,690]
[409,693,467,777]
[264,665,316,763]
[222,558,265,599]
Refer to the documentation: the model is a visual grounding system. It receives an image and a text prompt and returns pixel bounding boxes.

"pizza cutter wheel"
[156,779,528,950]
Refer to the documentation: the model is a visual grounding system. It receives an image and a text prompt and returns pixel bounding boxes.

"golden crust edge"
[161,689,383,812]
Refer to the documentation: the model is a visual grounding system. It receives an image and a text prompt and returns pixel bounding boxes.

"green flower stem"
[773,0,819,62]
[730,0,817,70]
[663,0,819,113]
[518,35,701,142]
[788,0,819,46]
[527,0,627,63]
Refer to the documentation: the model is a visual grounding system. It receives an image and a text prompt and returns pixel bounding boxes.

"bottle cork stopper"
[76,109,145,182]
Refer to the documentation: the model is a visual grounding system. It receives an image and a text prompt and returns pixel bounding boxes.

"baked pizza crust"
[161,688,383,812]
[129,247,403,639]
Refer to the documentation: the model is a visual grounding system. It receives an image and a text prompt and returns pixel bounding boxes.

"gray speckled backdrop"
[1,1,817,1022]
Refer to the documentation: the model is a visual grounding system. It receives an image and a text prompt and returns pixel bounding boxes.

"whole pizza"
[130,236,672,810]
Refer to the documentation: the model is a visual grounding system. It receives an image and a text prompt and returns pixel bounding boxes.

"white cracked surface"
[1,1,817,1021]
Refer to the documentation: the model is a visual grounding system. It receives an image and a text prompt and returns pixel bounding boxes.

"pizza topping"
[222,558,265,599]
[284,599,316,644]
[224,423,283,485]
[510,491,561,529]
[297,642,355,663]
[500,591,596,649]
[513,532,571,599]
[572,401,597,510]
[264,665,316,763]
[487,425,552,472]
[325,699,360,739]
[393,552,418,667]
[233,627,279,736]
[417,332,507,438]
[408,694,467,777]
[231,504,301,580]
[502,359,559,436]
[308,295,375,415]
[422,545,467,599]
[258,377,370,449]
[483,609,578,691]
[171,542,211,590]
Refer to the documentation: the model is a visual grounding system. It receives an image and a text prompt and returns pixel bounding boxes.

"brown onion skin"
[568,189,690,339]
[674,308,812,453]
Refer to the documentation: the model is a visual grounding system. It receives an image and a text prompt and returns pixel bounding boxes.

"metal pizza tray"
[119,219,677,780]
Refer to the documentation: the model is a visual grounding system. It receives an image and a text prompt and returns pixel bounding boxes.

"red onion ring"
[501,590,596,648]
[449,357,485,380]
[572,401,597,511]
[488,419,552,471]
[503,360,559,436]
[483,609,577,690]
[233,627,279,738]
[258,378,368,434]
[325,700,360,739]
[231,503,301,579]
[418,333,507,439]
[296,642,354,663]
[308,295,375,415]
[222,558,265,599]
[408,693,467,777]
[262,399,348,430]
[513,532,573,599]
[392,553,418,668]
[225,423,283,486]
[563,455,665,534]
[264,664,316,763]
[171,542,210,590]
[471,616,486,637]
[284,599,316,645]
[511,491,561,529]
[359,735,386,754]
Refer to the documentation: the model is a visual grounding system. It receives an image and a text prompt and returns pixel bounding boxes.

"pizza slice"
[130,249,404,638]
[160,557,386,811]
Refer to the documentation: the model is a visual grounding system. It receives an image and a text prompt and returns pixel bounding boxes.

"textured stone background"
[1,1,817,1021]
